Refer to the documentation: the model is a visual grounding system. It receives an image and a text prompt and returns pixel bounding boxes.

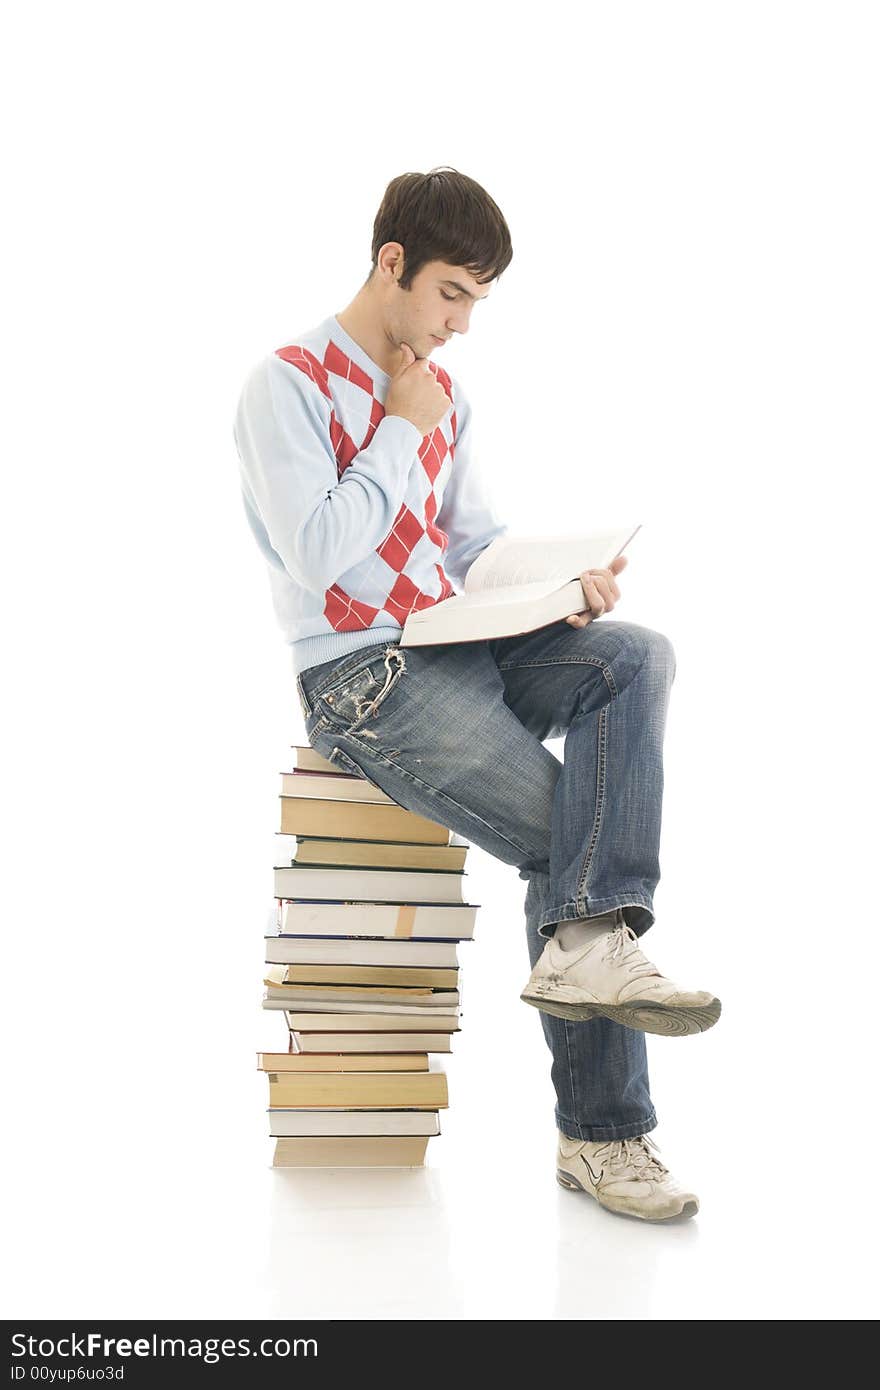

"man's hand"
[565,554,628,627]
[384,342,452,438]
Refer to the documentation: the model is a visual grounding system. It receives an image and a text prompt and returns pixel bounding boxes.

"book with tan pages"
[292,744,339,773]
[265,1070,448,1109]
[284,1010,460,1033]
[262,961,459,988]
[262,964,460,1009]
[272,863,465,905]
[279,794,451,845]
[262,964,461,1013]
[288,1030,453,1053]
[274,830,469,872]
[265,933,461,967]
[280,769,396,806]
[271,1135,430,1167]
[257,1052,430,1072]
[400,525,641,646]
[268,1109,441,1137]
[275,899,477,940]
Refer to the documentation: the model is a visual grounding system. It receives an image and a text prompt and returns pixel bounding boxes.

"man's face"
[388,259,493,360]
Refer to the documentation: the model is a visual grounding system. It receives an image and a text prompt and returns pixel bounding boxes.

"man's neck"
[335,294,398,377]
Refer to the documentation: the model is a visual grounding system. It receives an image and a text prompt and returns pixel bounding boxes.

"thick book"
[289,1031,453,1054]
[399,525,641,646]
[268,1109,442,1137]
[265,935,460,968]
[257,1052,430,1072]
[284,1010,460,1033]
[280,795,451,845]
[262,967,460,1011]
[263,961,459,988]
[270,996,460,1019]
[273,864,465,904]
[277,900,477,940]
[274,832,470,872]
[262,966,460,1012]
[280,769,396,806]
[265,1071,448,1109]
[271,1135,430,1166]
[291,745,338,774]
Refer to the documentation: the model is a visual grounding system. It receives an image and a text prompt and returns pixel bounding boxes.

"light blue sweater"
[233,315,508,676]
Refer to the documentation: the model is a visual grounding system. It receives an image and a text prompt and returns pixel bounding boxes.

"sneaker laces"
[595,1134,669,1181]
[604,921,662,981]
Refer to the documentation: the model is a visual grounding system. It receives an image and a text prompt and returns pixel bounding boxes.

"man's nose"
[447,303,473,335]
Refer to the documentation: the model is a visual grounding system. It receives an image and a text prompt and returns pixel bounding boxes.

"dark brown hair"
[367,167,513,289]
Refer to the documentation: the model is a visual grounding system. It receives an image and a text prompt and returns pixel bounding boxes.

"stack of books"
[259,741,478,1168]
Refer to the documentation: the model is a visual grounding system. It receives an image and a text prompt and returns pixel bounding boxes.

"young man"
[233,167,721,1222]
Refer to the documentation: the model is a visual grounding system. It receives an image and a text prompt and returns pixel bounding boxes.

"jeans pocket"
[314,645,407,737]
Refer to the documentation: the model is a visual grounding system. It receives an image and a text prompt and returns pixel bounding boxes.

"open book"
[399,525,642,646]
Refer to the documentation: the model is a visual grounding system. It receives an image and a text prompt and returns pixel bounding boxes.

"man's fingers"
[589,566,620,600]
[570,556,629,627]
[585,562,627,610]
[395,342,416,373]
[593,572,620,602]
[583,574,611,614]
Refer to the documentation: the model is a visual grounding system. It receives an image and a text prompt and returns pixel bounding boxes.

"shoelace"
[595,1134,670,1181]
[604,922,662,980]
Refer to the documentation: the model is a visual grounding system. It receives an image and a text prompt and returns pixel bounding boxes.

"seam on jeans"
[539,895,653,926]
[563,1021,580,1122]
[296,673,313,717]
[601,664,618,698]
[557,1113,658,1142]
[575,706,608,905]
[340,732,540,862]
[496,655,610,672]
[571,642,659,905]
[327,745,369,781]
[538,896,654,931]
[307,715,330,741]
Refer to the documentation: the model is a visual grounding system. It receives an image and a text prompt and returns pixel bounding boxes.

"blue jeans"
[295,618,676,1142]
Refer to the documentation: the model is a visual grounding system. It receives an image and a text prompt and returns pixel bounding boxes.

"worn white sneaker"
[557,1130,699,1220]
[521,911,721,1036]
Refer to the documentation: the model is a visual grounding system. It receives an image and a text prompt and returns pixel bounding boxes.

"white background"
[3,0,878,1320]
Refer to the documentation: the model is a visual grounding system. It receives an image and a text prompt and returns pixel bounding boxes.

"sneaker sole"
[521,993,721,1035]
[556,1168,699,1221]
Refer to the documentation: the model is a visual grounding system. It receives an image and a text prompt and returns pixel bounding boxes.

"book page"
[409,578,563,619]
[463,526,641,593]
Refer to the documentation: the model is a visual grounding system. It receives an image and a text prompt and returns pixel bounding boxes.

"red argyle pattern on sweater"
[276,339,457,632]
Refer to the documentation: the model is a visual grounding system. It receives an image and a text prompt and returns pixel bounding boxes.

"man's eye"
[440,292,456,302]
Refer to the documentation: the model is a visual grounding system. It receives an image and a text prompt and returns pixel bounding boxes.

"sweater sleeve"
[233,353,424,595]
[436,377,509,592]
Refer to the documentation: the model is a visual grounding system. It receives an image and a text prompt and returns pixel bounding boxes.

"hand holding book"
[400,524,641,646]
[565,554,628,629]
